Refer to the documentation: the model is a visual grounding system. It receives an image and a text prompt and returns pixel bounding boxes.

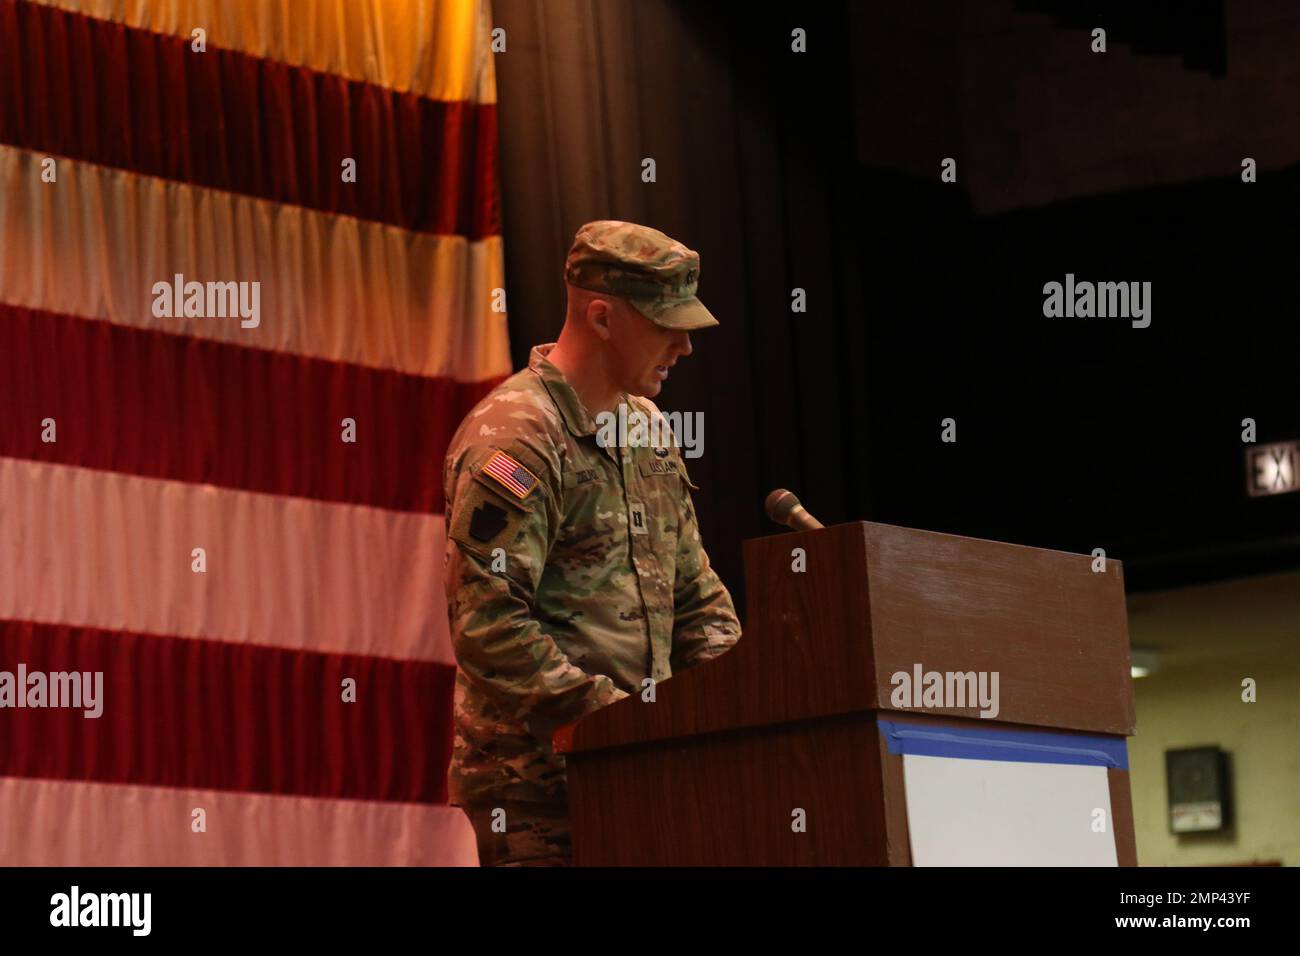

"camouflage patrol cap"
[564,220,719,330]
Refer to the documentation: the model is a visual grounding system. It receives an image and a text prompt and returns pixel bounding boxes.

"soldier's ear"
[586,297,614,340]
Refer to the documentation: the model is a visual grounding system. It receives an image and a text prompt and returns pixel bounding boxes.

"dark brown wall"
[852,1,1300,213]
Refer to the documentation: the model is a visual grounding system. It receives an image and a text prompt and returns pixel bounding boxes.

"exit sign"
[1246,441,1299,497]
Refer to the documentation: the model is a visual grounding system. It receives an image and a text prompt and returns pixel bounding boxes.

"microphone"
[764,488,824,532]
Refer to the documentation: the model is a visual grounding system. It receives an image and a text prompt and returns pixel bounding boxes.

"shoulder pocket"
[449,444,547,562]
[450,480,533,558]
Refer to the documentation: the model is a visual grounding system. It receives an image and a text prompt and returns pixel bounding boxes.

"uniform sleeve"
[444,441,630,731]
[670,463,742,671]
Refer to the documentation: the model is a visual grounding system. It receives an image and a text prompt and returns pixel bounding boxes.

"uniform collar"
[529,343,616,439]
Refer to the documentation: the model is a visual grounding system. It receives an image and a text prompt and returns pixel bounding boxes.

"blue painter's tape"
[878,720,1129,770]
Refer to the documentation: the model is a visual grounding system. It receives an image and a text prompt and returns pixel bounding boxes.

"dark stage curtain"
[491,0,868,611]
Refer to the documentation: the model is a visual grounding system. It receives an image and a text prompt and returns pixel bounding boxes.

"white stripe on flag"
[0,145,511,382]
[0,776,479,866]
[0,457,453,663]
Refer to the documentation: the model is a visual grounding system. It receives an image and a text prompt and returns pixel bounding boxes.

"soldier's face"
[605,301,693,398]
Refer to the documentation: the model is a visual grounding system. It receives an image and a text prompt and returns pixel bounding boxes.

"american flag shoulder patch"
[481,450,539,501]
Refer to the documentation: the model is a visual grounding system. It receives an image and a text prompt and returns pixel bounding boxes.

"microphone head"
[765,488,801,525]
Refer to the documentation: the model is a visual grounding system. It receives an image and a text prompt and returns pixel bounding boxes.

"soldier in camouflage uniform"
[443,221,742,866]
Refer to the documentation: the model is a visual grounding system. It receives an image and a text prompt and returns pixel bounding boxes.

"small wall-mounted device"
[1166,746,1232,834]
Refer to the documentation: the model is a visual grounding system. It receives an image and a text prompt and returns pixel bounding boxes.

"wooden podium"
[554,521,1138,866]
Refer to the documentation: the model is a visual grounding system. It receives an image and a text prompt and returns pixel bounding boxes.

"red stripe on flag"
[0,0,500,239]
[0,618,456,803]
[0,304,501,514]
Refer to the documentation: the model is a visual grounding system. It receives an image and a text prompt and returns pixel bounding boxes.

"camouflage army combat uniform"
[443,221,742,866]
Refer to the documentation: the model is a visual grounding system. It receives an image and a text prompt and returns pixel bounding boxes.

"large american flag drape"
[0,0,509,865]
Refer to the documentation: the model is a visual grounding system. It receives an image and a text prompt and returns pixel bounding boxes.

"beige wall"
[1126,571,1300,866]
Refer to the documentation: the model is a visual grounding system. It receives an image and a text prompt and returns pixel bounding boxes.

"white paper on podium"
[902,753,1118,866]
